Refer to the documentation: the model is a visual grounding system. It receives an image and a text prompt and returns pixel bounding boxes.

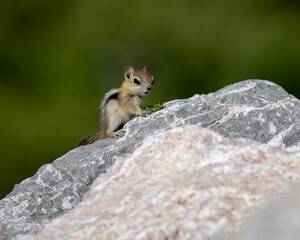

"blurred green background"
[1,0,300,199]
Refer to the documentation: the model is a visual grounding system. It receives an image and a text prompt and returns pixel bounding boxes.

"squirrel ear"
[143,66,147,71]
[124,66,133,79]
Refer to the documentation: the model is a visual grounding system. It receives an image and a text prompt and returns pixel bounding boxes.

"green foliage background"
[1,0,300,198]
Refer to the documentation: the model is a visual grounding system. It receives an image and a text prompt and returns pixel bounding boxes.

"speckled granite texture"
[32,127,300,240]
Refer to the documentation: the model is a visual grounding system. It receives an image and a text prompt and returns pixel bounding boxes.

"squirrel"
[77,66,154,147]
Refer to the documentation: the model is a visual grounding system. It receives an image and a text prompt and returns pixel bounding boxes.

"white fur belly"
[106,101,131,132]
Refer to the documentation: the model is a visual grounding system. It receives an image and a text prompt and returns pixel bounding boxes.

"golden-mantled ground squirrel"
[77,66,154,147]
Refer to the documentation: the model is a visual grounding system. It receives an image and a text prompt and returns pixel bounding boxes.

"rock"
[222,187,300,240]
[1,79,300,239]
[32,126,300,240]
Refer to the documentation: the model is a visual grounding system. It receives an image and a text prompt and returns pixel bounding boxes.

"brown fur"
[77,66,154,147]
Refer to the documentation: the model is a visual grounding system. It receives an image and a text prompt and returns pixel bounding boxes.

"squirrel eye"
[152,79,155,85]
[133,78,140,85]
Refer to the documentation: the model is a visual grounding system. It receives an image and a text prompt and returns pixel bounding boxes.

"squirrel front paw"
[140,111,152,117]
[112,129,125,138]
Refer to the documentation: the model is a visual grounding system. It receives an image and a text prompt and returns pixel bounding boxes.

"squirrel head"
[123,66,154,96]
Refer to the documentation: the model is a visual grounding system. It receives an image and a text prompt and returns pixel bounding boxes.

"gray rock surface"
[1,79,300,239]
[31,126,300,240]
[223,187,300,240]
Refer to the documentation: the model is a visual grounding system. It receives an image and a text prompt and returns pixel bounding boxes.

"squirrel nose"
[147,87,152,91]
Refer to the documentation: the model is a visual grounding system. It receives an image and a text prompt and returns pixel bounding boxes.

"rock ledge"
[1,80,300,239]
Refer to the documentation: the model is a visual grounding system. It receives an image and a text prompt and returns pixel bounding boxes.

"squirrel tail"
[76,132,104,147]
